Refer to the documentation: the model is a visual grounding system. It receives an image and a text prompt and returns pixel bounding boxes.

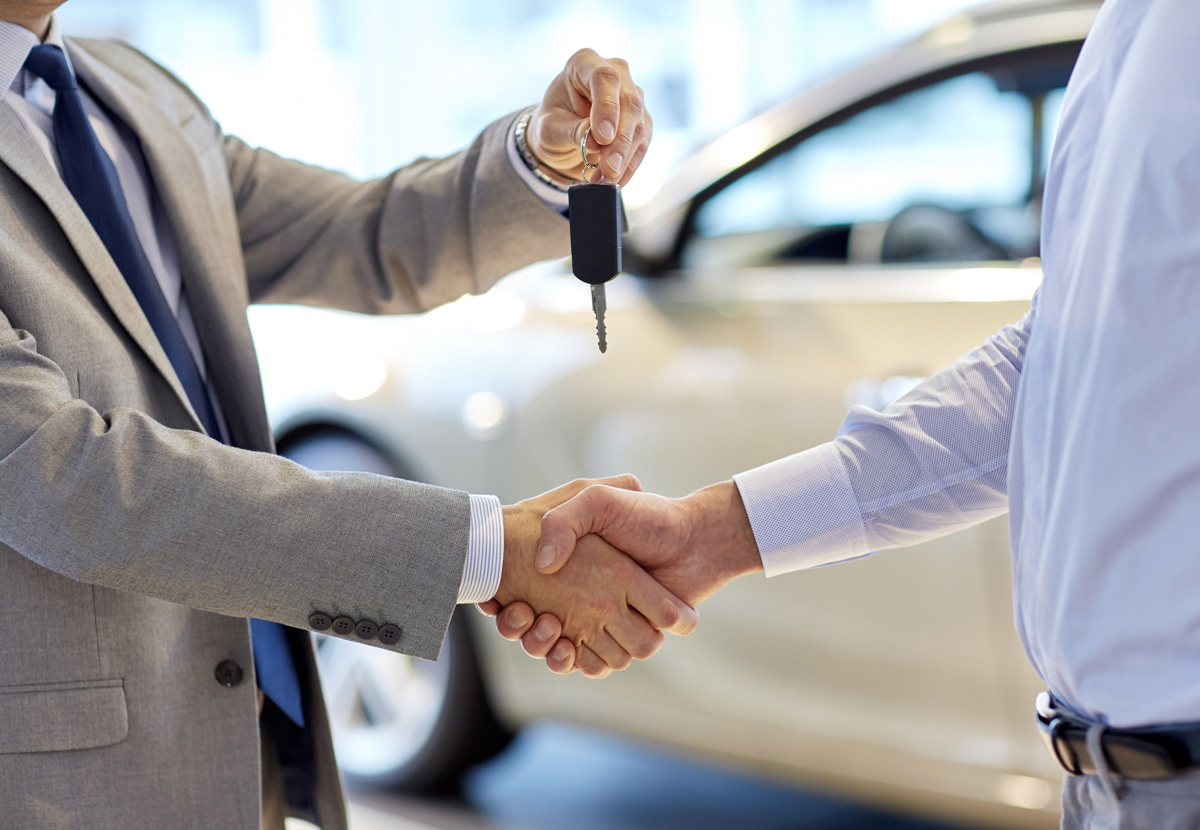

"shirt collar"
[0,15,71,96]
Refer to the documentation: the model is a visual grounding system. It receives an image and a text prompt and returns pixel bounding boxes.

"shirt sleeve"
[735,300,1036,577]
[458,494,504,603]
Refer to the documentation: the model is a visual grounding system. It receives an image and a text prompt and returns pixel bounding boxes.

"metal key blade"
[591,283,607,353]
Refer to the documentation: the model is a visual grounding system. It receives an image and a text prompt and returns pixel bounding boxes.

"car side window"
[687,71,1065,267]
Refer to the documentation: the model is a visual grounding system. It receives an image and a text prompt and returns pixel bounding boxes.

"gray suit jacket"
[0,37,568,829]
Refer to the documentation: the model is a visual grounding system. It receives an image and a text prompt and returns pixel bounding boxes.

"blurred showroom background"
[57,0,984,209]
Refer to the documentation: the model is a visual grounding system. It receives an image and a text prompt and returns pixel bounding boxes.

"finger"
[578,57,624,144]
[493,602,537,641]
[617,142,648,188]
[544,637,577,673]
[574,644,612,679]
[521,613,564,658]
[537,485,636,574]
[551,473,641,507]
[603,609,664,662]
[597,473,642,492]
[573,53,623,144]
[617,118,652,188]
[581,630,632,674]
[477,599,502,617]
[602,81,645,180]
[628,569,700,637]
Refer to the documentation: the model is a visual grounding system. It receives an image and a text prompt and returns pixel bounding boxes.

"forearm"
[225,111,570,313]
[0,332,467,659]
[737,309,1034,575]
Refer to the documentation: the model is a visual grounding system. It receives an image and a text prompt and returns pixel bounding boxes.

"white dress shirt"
[737,0,1200,729]
[0,17,565,605]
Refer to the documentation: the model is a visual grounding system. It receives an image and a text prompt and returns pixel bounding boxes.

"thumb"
[537,484,632,574]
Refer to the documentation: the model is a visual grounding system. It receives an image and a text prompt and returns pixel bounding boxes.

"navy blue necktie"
[24,45,305,727]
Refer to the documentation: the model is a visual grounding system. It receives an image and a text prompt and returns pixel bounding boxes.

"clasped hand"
[485,478,762,678]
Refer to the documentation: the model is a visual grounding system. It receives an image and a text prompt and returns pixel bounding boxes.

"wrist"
[684,481,763,583]
[514,107,579,191]
[495,503,535,605]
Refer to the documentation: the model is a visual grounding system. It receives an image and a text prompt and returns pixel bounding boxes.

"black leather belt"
[1036,692,1200,779]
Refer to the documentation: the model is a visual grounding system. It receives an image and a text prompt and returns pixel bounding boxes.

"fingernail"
[535,544,558,569]
[551,642,570,662]
[507,607,529,628]
[608,153,624,174]
[533,619,555,642]
[598,120,616,141]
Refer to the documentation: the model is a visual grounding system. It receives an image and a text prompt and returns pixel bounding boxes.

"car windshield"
[687,69,1067,268]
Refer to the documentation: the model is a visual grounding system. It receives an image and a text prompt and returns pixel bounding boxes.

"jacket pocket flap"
[0,679,128,754]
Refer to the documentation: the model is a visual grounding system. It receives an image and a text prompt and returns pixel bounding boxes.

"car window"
[687,71,1066,267]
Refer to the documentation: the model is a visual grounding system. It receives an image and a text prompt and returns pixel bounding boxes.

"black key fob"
[568,182,622,285]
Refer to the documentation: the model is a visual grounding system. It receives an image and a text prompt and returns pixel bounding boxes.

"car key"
[569,129,622,353]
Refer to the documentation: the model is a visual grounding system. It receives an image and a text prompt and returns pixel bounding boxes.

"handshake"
[480,475,764,678]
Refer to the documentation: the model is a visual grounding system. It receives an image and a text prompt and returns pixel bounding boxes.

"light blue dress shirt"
[0,16,550,605]
[737,0,1200,729]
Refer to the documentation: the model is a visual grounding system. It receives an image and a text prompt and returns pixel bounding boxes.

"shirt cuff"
[507,112,570,214]
[459,494,504,604]
[733,442,871,577]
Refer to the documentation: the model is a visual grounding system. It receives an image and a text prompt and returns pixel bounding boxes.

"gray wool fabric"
[0,36,569,829]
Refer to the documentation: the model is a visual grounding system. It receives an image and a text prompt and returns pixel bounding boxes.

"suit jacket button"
[214,660,244,688]
[377,624,401,645]
[308,613,332,631]
[354,620,378,640]
[331,616,355,636]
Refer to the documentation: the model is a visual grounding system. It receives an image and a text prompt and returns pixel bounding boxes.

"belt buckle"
[1036,693,1181,779]
[1047,718,1084,775]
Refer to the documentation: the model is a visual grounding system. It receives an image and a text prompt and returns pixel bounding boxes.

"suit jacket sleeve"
[223,112,571,312]
[0,313,470,660]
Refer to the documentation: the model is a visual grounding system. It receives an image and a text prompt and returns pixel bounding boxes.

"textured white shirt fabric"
[736,0,1200,728]
[0,17,540,605]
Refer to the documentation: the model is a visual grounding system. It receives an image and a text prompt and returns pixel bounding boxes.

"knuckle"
[569,47,598,65]
[619,92,643,116]
[658,599,681,630]
[593,66,622,89]
[608,56,629,71]
[587,596,615,619]
[632,634,660,661]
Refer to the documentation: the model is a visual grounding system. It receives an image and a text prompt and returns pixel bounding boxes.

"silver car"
[250,2,1097,826]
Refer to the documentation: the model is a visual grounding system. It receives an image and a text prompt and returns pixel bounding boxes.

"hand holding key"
[524,49,652,186]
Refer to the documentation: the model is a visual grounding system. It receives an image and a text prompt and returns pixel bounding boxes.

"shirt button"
[331,616,355,637]
[377,624,401,645]
[214,660,244,688]
[354,620,378,640]
[308,613,332,631]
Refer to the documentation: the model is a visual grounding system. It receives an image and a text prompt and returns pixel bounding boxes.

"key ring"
[580,127,602,183]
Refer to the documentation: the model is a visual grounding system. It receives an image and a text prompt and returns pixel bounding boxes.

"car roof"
[629,0,1100,265]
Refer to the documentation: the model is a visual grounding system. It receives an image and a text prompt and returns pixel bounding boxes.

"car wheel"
[279,429,512,792]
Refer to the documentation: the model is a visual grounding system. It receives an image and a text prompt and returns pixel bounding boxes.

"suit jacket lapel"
[65,39,274,452]
[0,103,206,431]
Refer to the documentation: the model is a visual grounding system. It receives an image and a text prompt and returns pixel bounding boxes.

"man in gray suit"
[0,2,690,827]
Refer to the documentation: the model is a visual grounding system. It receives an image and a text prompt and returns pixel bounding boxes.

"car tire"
[279,428,513,792]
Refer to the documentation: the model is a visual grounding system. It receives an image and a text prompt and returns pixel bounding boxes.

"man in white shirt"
[487,0,1200,825]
